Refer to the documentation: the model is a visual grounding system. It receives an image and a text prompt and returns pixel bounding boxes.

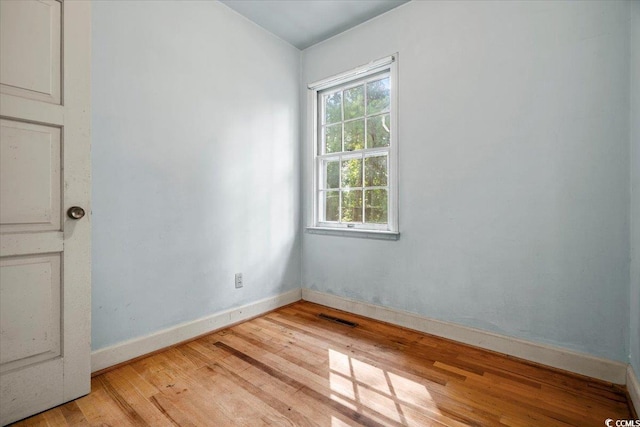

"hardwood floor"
[13,301,635,426]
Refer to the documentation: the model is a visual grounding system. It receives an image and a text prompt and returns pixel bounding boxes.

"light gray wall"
[631,0,640,374]
[91,1,301,350]
[301,0,631,362]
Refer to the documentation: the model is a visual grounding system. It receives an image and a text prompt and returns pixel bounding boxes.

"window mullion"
[318,96,323,156]
[340,90,344,223]
[341,90,345,153]
[317,157,323,222]
[364,81,369,152]
[361,152,365,223]
[362,82,369,224]
[338,154,343,224]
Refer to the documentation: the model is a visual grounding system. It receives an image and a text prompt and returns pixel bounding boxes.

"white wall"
[630,0,640,374]
[91,1,300,350]
[301,0,631,362]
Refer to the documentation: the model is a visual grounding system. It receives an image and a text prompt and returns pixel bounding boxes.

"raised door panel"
[0,119,61,232]
[0,359,63,426]
[0,0,61,104]
[0,254,61,372]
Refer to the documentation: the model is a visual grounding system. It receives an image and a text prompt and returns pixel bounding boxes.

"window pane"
[324,92,342,124]
[341,190,363,223]
[344,86,364,120]
[366,114,390,148]
[344,119,364,151]
[325,191,339,221]
[365,189,388,224]
[364,155,387,187]
[366,77,390,115]
[341,157,362,188]
[324,124,342,153]
[325,160,339,189]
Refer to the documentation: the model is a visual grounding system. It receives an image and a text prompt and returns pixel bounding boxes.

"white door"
[0,0,91,424]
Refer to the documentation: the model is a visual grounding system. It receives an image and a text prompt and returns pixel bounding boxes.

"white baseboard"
[301,288,628,384]
[91,286,633,390]
[628,365,640,415]
[91,288,301,373]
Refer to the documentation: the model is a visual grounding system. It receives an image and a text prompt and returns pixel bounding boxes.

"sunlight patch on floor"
[328,347,440,424]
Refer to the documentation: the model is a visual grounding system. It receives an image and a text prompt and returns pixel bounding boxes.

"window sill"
[306,227,400,241]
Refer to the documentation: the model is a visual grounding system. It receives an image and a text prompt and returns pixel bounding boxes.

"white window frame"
[307,55,399,240]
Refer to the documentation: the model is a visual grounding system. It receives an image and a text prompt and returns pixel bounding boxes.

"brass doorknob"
[67,206,85,220]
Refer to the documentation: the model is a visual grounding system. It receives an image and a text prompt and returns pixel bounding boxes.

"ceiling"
[219,0,410,50]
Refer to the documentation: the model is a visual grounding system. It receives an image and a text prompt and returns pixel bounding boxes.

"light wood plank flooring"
[13,301,635,426]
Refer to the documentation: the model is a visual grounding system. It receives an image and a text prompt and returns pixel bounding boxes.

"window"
[308,55,398,238]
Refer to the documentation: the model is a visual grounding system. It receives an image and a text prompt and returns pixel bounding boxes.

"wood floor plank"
[102,369,173,426]
[41,409,68,427]
[148,393,202,427]
[114,364,162,399]
[211,363,317,426]
[10,414,49,427]
[74,379,139,427]
[57,403,89,427]
[132,357,237,426]
[11,301,635,426]
[95,375,150,426]
[184,361,297,425]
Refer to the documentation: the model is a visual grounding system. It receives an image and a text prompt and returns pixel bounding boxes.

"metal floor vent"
[318,313,358,328]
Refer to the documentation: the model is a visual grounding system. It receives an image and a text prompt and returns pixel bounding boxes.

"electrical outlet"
[235,273,243,289]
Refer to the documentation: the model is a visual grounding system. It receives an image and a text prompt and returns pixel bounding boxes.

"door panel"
[0,359,62,426]
[0,1,91,424]
[0,254,61,370]
[0,0,61,104]
[0,119,61,232]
